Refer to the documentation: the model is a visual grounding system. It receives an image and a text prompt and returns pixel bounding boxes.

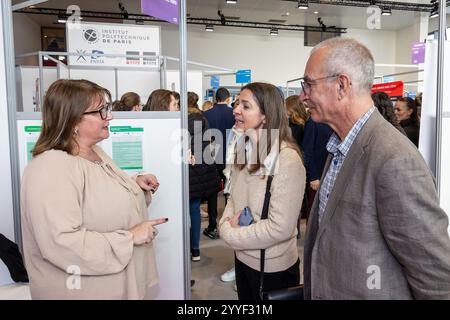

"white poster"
[67,22,160,68]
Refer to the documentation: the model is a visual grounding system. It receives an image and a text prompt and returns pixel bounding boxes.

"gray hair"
[311,37,375,94]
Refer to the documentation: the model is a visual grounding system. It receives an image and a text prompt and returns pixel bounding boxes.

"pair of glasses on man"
[83,103,113,120]
[300,74,340,95]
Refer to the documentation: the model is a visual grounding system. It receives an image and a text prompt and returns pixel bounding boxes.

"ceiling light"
[270,28,278,36]
[205,24,214,32]
[297,0,309,10]
[226,0,237,4]
[314,11,319,15]
[57,15,67,23]
[381,6,392,16]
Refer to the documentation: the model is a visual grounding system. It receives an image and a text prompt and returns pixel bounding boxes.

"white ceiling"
[12,0,445,31]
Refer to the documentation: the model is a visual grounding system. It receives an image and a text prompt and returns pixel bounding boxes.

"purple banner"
[411,42,425,64]
[142,0,179,25]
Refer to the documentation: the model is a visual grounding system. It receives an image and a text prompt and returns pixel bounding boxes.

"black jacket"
[400,118,420,147]
[188,112,221,199]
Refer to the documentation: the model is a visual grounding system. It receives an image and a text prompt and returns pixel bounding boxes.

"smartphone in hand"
[238,207,254,226]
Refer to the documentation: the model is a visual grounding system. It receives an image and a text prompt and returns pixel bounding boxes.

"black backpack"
[0,234,28,283]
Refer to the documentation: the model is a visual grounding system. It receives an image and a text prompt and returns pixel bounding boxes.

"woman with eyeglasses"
[21,79,167,299]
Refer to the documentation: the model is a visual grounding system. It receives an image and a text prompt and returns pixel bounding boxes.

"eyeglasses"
[83,103,112,120]
[300,74,340,95]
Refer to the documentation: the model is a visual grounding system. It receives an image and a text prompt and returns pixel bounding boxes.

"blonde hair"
[285,95,308,127]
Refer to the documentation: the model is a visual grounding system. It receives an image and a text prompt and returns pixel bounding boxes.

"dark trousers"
[235,256,300,300]
[206,191,218,230]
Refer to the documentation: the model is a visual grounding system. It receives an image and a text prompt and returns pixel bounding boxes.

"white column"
[0,1,16,285]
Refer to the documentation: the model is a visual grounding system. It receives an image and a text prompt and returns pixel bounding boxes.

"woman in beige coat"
[21,79,167,299]
[219,82,306,300]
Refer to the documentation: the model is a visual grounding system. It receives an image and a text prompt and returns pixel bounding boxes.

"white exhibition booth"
[16,112,185,299]
[0,13,193,299]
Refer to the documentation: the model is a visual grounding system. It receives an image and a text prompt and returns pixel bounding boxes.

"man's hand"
[310,179,320,191]
[136,174,160,193]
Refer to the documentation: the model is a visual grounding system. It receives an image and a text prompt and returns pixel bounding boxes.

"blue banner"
[210,75,220,89]
[236,69,251,84]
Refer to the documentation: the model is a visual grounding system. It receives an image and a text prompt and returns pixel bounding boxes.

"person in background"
[285,95,308,149]
[415,92,422,119]
[220,96,243,286]
[395,97,420,147]
[21,79,166,299]
[203,87,235,239]
[113,92,142,111]
[187,91,220,261]
[172,91,180,111]
[143,89,178,112]
[371,92,405,134]
[301,37,450,299]
[301,116,333,221]
[219,82,306,300]
[202,100,213,112]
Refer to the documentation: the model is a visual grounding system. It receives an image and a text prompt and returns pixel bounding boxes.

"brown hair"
[117,92,140,111]
[236,82,301,173]
[398,97,419,126]
[285,95,308,127]
[143,89,173,111]
[32,79,111,157]
[187,91,200,114]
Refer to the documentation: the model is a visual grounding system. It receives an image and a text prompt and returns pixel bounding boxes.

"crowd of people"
[19,37,450,300]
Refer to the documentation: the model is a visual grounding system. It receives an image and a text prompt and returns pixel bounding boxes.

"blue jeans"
[189,198,201,250]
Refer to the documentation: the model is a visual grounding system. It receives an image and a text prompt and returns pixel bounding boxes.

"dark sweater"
[400,118,420,147]
[188,112,220,199]
[301,118,333,182]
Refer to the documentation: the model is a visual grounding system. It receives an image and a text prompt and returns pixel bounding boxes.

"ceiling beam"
[15,7,347,33]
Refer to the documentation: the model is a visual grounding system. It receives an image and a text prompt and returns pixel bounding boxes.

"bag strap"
[258,175,273,299]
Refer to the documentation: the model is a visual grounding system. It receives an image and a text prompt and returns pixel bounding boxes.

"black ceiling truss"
[15,7,347,33]
[284,0,450,12]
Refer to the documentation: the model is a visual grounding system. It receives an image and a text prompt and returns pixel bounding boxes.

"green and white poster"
[110,126,144,173]
[24,125,41,161]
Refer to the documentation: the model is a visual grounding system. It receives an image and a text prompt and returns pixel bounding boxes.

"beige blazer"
[303,110,450,300]
[21,146,158,299]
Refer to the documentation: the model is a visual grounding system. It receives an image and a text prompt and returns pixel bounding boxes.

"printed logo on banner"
[143,51,157,66]
[91,50,105,64]
[83,28,99,44]
[76,49,87,62]
[126,51,140,65]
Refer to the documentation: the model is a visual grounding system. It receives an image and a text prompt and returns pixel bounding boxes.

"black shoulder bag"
[258,176,304,301]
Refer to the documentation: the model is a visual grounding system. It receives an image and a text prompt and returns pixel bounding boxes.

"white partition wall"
[441,115,450,235]
[16,112,186,299]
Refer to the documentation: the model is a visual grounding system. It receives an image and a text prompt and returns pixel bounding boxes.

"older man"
[301,37,450,299]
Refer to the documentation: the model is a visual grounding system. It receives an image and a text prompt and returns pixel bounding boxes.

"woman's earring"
[73,127,79,136]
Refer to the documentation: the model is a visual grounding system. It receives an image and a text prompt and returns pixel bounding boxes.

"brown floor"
[191,193,306,300]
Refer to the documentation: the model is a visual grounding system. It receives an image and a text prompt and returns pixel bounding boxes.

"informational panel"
[16,113,185,299]
[0,3,15,285]
[67,22,160,68]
